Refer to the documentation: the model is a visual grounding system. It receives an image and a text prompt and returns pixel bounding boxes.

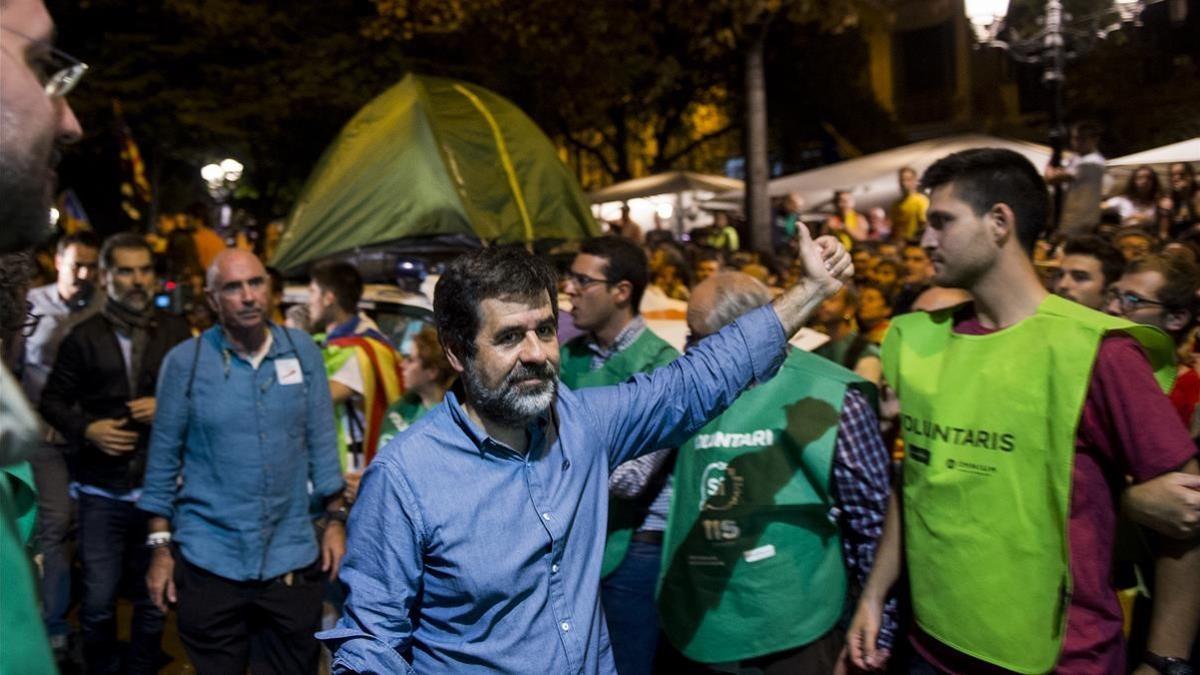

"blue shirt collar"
[444,390,551,459]
[327,315,362,341]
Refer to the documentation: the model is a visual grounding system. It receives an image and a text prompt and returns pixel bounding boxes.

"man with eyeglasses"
[559,236,679,675]
[140,249,345,675]
[1106,253,1200,437]
[1,0,86,671]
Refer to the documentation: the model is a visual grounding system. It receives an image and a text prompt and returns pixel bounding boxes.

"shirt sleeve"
[331,352,364,395]
[1079,335,1197,481]
[138,339,194,520]
[36,327,93,445]
[829,389,898,652]
[296,331,344,499]
[318,458,421,675]
[578,304,788,470]
[609,447,673,499]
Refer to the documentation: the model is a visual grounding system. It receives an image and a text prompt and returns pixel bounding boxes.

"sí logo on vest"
[900,414,1015,452]
[699,461,744,511]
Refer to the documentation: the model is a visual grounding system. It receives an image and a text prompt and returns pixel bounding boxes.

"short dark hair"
[920,148,1048,254]
[579,236,649,313]
[433,246,559,360]
[1063,235,1125,287]
[99,233,153,271]
[310,261,362,313]
[57,230,101,255]
[1126,253,1200,318]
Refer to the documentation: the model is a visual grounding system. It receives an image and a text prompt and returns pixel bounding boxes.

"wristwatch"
[324,505,349,524]
[1144,651,1194,675]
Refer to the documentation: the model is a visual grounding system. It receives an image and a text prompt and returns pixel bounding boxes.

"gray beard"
[462,358,558,429]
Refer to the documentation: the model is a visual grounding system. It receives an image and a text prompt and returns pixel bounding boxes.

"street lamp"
[200,157,244,231]
[963,0,1158,231]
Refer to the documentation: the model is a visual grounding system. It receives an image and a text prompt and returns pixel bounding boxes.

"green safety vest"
[559,327,679,578]
[657,349,874,662]
[883,295,1175,674]
[0,366,54,673]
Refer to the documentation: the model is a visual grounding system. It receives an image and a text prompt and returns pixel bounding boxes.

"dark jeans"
[31,440,74,639]
[601,538,662,675]
[77,492,164,675]
[174,553,324,675]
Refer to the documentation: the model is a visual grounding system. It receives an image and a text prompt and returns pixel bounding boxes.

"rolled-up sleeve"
[295,332,342,500]
[138,339,193,520]
[318,458,422,675]
[581,304,787,469]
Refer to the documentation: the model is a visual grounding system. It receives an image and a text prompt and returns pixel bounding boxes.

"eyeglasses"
[0,26,88,97]
[1105,288,1165,315]
[562,270,609,290]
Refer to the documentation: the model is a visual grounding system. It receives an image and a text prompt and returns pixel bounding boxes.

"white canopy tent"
[1105,137,1199,187]
[589,171,744,234]
[714,134,1053,213]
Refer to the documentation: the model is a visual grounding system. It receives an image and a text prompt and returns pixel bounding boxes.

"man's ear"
[611,279,633,307]
[989,203,1018,248]
[443,341,467,374]
[205,290,219,314]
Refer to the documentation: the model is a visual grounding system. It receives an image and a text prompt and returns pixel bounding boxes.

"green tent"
[271,74,599,273]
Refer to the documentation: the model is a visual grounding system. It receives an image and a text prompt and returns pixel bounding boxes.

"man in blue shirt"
[320,228,852,674]
[139,249,346,675]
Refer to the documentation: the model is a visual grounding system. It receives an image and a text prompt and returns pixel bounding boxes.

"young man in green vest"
[559,236,679,675]
[657,272,895,672]
[847,148,1200,675]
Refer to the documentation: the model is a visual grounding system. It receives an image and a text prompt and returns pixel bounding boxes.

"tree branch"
[658,123,737,167]
[563,132,618,180]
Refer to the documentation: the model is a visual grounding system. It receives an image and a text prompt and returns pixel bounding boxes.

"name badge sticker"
[743,544,776,564]
[275,358,304,385]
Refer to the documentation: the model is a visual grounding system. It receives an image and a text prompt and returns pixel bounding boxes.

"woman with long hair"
[1104,164,1161,227]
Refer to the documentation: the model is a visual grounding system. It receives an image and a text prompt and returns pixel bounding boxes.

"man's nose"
[920,227,937,250]
[57,99,83,146]
[1103,295,1122,317]
[518,333,548,364]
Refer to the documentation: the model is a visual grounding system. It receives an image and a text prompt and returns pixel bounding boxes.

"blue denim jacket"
[319,305,787,674]
[138,324,343,581]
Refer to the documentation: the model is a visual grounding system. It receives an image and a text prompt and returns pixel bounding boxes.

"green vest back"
[883,295,1174,673]
[559,327,679,577]
[658,349,873,662]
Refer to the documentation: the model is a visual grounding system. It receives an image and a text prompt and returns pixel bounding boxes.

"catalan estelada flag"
[113,99,151,222]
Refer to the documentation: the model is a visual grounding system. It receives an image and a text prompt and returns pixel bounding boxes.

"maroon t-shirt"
[909,317,1197,675]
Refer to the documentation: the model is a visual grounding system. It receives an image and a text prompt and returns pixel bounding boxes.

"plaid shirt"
[832,388,898,652]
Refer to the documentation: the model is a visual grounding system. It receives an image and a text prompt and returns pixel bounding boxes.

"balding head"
[206,249,269,333]
[687,272,772,340]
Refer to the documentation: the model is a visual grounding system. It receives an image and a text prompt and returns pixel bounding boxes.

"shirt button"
[560,622,570,632]
[542,513,551,521]
[551,564,559,573]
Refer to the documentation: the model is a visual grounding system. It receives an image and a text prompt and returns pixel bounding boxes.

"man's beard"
[463,358,558,428]
[0,108,55,254]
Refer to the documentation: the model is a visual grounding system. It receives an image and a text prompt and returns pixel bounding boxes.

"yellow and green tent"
[271,74,599,273]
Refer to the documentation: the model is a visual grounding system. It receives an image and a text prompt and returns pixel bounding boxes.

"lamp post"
[200,158,244,232]
[963,0,1157,233]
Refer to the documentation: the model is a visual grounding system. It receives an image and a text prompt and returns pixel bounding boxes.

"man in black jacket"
[39,232,190,675]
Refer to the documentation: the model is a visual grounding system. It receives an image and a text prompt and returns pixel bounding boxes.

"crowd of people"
[2,2,1199,675]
